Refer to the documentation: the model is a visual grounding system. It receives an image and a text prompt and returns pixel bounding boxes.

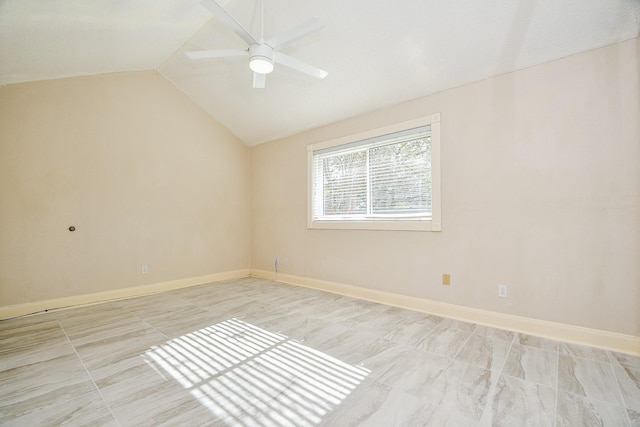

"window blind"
[311,125,431,221]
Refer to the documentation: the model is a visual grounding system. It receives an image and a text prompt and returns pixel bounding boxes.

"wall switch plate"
[141,265,148,275]
[442,274,450,286]
[498,284,507,298]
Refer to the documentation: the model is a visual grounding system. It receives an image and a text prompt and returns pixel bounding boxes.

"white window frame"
[307,113,441,231]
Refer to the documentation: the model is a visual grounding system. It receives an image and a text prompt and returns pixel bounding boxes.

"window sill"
[307,219,441,232]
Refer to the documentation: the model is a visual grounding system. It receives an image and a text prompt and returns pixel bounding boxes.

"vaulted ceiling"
[1,0,638,146]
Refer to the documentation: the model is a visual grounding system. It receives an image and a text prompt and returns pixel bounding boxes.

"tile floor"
[1,277,639,426]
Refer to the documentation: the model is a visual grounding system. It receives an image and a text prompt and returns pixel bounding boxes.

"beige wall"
[0,71,251,306]
[1,40,637,338]
[252,38,640,336]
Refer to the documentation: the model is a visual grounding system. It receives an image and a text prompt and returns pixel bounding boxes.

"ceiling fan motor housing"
[249,44,275,74]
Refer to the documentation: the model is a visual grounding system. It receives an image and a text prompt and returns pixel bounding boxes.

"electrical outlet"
[283,258,288,266]
[141,265,148,275]
[442,274,450,286]
[498,284,507,298]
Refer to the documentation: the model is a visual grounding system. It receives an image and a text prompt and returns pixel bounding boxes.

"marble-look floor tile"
[170,284,247,305]
[2,277,637,426]
[610,351,640,369]
[172,318,287,370]
[249,353,350,407]
[244,310,301,333]
[139,304,222,337]
[54,301,128,321]
[350,337,407,366]
[230,301,287,323]
[307,327,382,364]
[190,285,255,302]
[474,325,515,342]
[258,289,320,308]
[209,362,350,425]
[240,383,332,427]
[265,314,335,345]
[0,313,57,332]
[119,292,194,317]
[558,354,623,405]
[514,333,558,351]
[61,315,152,347]
[0,352,91,401]
[90,354,175,406]
[556,390,631,427]
[320,381,437,427]
[210,388,323,427]
[289,295,349,319]
[382,313,442,347]
[455,334,511,371]
[0,390,116,427]
[0,319,68,350]
[54,299,127,314]
[421,407,479,427]
[185,360,295,416]
[312,300,385,326]
[205,296,268,320]
[205,340,369,426]
[614,364,640,411]
[337,306,408,337]
[110,380,223,427]
[240,301,299,326]
[58,306,141,328]
[425,360,499,421]
[0,340,76,373]
[73,327,168,370]
[131,326,369,426]
[293,319,351,345]
[0,380,98,423]
[355,343,413,383]
[373,347,450,397]
[337,296,388,312]
[382,306,428,320]
[480,375,555,427]
[502,343,558,387]
[560,341,610,362]
[417,325,472,358]
[0,353,98,422]
[166,282,224,299]
[438,318,477,333]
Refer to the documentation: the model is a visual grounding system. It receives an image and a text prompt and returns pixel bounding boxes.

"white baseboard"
[251,269,640,356]
[4,268,637,355]
[0,269,251,320]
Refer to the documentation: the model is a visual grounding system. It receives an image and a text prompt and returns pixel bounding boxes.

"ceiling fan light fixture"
[249,56,274,74]
[249,44,275,74]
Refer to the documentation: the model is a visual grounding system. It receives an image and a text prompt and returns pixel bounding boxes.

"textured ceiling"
[1,0,639,146]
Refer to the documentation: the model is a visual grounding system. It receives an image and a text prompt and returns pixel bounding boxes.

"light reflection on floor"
[144,318,370,426]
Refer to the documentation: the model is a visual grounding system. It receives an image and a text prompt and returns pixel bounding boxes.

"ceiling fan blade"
[274,52,328,79]
[200,0,258,46]
[267,17,324,49]
[253,72,266,89]
[186,49,248,60]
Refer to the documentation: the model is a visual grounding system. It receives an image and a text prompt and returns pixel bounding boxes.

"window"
[308,114,441,231]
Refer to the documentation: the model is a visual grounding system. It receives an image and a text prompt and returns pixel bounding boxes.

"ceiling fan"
[187,0,328,89]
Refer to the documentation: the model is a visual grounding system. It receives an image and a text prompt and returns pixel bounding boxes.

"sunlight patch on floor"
[144,318,370,426]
